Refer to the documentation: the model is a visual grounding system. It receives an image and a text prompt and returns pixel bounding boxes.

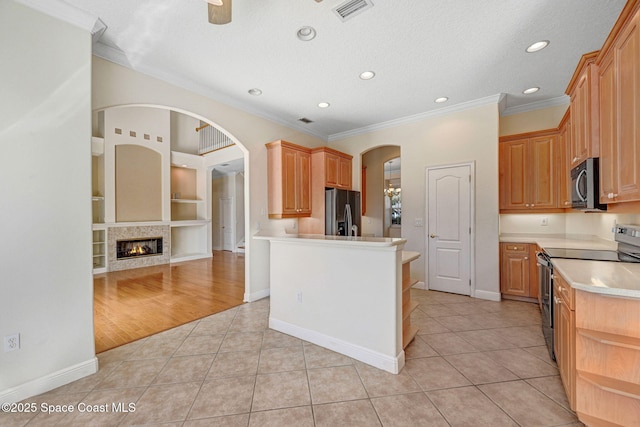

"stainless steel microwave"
[571,158,607,211]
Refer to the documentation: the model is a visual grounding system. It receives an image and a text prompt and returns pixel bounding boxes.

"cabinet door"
[599,49,617,203]
[297,150,312,214]
[324,153,340,188]
[558,298,575,406]
[529,135,557,209]
[500,140,529,209]
[338,156,352,189]
[558,119,572,208]
[282,147,299,215]
[570,73,590,168]
[615,12,640,203]
[500,243,530,296]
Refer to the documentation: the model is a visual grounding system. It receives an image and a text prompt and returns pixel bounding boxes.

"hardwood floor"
[93,251,245,353]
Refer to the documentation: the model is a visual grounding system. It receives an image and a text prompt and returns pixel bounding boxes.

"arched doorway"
[91,104,248,352]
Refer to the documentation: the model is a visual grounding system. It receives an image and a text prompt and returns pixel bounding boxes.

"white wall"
[0,1,96,400]
[330,103,501,300]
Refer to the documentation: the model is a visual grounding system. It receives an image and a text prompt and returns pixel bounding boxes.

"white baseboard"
[473,289,501,301]
[269,318,404,374]
[0,357,98,403]
[411,281,426,290]
[244,288,270,302]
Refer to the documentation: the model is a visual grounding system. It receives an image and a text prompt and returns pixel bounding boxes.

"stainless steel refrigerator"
[325,189,361,236]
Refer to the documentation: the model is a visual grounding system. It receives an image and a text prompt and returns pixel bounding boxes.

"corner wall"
[0,1,96,400]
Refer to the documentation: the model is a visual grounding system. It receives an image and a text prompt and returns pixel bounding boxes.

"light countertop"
[500,233,639,299]
[552,258,640,299]
[254,231,406,247]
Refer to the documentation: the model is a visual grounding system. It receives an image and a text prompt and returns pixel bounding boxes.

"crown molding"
[92,42,329,142]
[500,95,570,117]
[328,94,505,142]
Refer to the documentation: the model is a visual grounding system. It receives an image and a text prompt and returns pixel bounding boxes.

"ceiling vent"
[333,0,374,22]
[298,117,314,124]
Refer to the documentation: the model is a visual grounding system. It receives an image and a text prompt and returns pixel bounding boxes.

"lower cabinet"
[553,273,575,410]
[500,243,539,300]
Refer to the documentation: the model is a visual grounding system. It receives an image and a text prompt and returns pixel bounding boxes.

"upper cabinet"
[566,52,600,169]
[557,111,572,208]
[312,147,353,190]
[499,131,558,211]
[598,4,640,204]
[266,140,312,218]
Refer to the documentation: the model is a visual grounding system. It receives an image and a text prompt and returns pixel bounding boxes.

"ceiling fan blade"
[208,0,232,25]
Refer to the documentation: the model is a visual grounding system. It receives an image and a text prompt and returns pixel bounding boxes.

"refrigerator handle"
[345,204,352,237]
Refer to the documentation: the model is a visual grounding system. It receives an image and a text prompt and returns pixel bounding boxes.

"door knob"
[429,234,437,238]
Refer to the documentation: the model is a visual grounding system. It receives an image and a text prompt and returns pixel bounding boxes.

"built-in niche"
[115,144,162,222]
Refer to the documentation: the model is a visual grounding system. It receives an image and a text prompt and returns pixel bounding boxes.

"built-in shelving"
[92,227,107,273]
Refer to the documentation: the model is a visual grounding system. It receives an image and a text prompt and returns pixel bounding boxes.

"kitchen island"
[254,231,410,373]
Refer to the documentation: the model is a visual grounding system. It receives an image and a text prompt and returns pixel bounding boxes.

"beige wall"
[92,56,326,300]
[499,103,569,136]
[0,0,95,399]
[115,145,163,221]
[330,104,501,300]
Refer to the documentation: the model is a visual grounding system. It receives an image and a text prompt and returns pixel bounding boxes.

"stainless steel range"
[536,224,640,361]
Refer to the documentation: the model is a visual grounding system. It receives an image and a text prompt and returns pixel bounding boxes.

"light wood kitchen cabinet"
[500,243,538,300]
[575,289,640,426]
[553,272,576,411]
[266,140,312,219]
[320,147,353,190]
[557,111,572,208]
[499,132,558,211]
[298,147,353,234]
[598,5,640,204]
[566,52,600,169]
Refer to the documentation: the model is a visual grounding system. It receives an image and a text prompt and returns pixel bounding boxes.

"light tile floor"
[3,290,584,426]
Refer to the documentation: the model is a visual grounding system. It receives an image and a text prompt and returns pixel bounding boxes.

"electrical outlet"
[4,333,20,352]
[541,217,548,226]
[296,291,303,303]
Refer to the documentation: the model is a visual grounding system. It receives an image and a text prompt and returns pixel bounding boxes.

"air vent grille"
[298,117,314,124]
[333,0,374,22]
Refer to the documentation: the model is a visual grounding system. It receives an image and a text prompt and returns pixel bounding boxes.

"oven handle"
[536,251,552,267]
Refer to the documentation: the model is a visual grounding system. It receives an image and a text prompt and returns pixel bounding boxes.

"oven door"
[536,251,555,361]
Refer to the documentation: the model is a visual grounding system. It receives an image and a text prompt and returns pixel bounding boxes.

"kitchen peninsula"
[254,232,417,374]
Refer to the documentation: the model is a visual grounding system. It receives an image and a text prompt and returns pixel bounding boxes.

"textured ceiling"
[53,0,626,140]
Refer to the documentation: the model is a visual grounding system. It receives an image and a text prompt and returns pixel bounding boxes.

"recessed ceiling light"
[318,102,330,108]
[297,26,317,41]
[526,40,550,53]
[359,71,375,80]
[523,87,540,94]
[248,88,262,96]
[434,97,448,103]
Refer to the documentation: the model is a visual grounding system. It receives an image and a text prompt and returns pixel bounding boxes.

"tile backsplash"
[500,212,640,241]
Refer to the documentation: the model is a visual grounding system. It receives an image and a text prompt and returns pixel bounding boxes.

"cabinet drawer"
[554,272,574,310]
[503,243,528,253]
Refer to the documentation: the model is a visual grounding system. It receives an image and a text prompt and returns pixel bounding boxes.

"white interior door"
[427,163,473,296]
[220,197,234,251]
